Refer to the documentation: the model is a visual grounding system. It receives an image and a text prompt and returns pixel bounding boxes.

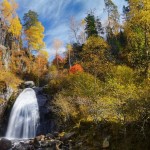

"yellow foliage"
[81,36,112,79]
[39,50,49,59]
[83,36,108,51]
[8,16,22,37]
[1,0,18,23]
[25,22,45,50]
[124,0,150,67]
[0,69,22,89]
[54,94,78,120]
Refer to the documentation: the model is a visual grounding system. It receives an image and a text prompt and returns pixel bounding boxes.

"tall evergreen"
[85,13,98,38]
[23,10,39,30]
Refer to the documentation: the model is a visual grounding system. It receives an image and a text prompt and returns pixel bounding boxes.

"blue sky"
[2,0,127,60]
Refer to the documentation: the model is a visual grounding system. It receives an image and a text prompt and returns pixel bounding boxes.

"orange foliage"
[10,50,48,80]
[9,50,49,85]
[10,50,33,74]
[69,64,83,74]
[32,54,48,78]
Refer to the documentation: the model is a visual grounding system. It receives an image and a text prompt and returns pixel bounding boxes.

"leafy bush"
[53,66,150,127]
[69,64,83,74]
[53,72,102,124]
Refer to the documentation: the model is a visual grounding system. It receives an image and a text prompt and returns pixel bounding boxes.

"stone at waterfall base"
[3,132,74,150]
[0,138,12,150]
[102,136,110,149]
[31,132,74,149]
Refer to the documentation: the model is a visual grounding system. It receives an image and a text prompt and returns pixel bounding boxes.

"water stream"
[6,88,39,139]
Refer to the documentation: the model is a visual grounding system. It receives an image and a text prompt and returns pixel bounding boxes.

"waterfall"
[6,88,39,139]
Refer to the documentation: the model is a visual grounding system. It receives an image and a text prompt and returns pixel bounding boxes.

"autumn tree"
[23,10,45,51]
[104,0,123,58]
[78,19,87,44]
[66,44,72,68]
[81,36,112,80]
[52,39,63,69]
[32,50,49,86]
[104,0,120,37]
[64,43,83,69]
[69,17,80,43]
[123,0,150,75]
[0,0,22,50]
[25,22,45,51]
[0,0,18,24]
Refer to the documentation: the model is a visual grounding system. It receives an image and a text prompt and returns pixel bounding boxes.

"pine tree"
[85,13,98,38]
[23,10,38,30]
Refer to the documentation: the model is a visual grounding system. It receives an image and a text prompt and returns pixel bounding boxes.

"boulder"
[47,139,62,150]
[35,135,42,141]
[0,138,12,150]
[33,137,40,148]
[41,135,45,142]
[24,81,35,88]
[102,136,110,149]
[46,133,54,139]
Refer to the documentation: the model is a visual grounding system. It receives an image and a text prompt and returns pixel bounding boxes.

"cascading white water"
[6,88,39,139]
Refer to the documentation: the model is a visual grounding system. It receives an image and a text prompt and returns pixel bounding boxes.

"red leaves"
[53,55,64,65]
[69,64,83,74]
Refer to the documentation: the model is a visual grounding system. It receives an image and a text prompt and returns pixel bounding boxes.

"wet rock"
[40,141,49,148]
[46,133,54,139]
[41,135,45,142]
[0,138,12,150]
[29,139,34,145]
[35,135,43,141]
[53,132,59,137]
[12,141,32,150]
[61,132,75,141]
[33,137,40,148]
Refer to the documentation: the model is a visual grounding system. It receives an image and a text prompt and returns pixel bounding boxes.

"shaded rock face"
[0,138,12,150]
[33,87,55,135]
[0,86,14,135]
